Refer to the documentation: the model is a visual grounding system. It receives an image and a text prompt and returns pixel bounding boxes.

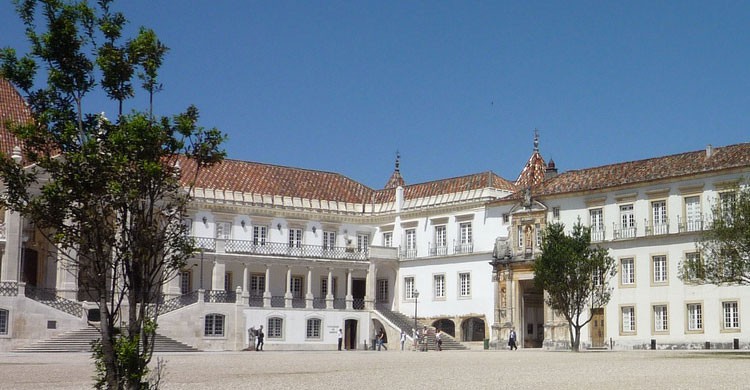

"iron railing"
[591,227,605,242]
[204,290,237,303]
[678,215,706,233]
[195,237,368,261]
[156,291,199,315]
[0,282,18,296]
[613,223,637,240]
[24,286,84,318]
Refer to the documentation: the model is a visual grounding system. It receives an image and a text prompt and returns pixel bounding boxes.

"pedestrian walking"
[400,330,406,351]
[508,327,518,351]
[436,329,443,351]
[257,325,265,351]
[337,328,343,351]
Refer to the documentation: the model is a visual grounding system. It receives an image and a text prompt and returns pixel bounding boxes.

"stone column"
[284,265,292,308]
[55,246,79,300]
[345,268,353,310]
[365,263,375,310]
[305,267,314,309]
[263,265,271,308]
[0,210,22,283]
[326,268,334,309]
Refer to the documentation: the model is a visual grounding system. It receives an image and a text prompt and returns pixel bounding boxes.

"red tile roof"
[374,171,517,203]
[0,79,31,158]
[509,143,750,200]
[515,150,546,189]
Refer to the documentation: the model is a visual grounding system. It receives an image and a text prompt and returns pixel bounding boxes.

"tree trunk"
[572,326,581,352]
[100,298,119,389]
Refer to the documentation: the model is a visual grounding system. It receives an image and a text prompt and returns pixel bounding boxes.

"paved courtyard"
[0,349,746,389]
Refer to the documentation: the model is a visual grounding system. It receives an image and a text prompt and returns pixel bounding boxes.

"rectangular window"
[289,228,302,247]
[253,226,267,245]
[517,225,523,248]
[503,213,510,224]
[404,277,415,299]
[224,272,233,292]
[684,251,704,281]
[216,222,231,240]
[687,303,703,331]
[180,270,192,295]
[621,306,636,333]
[383,232,392,247]
[376,279,388,302]
[459,272,471,297]
[684,195,701,232]
[290,276,303,299]
[620,204,635,229]
[204,314,225,337]
[433,274,445,299]
[552,207,560,220]
[652,255,667,284]
[653,305,668,332]
[0,309,8,335]
[590,208,604,232]
[405,229,416,250]
[534,223,541,248]
[306,318,322,339]
[323,231,336,249]
[621,258,635,285]
[268,317,283,338]
[435,225,447,248]
[357,234,369,252]
[719,191,736,223]
[460,222,472,244]
[723,301,740,329]
[250,274,265,296]
[651,200,668,235]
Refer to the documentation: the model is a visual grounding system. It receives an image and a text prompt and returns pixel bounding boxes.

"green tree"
[0,1,225,388]
[532,222,616,352]
[682,183,750,285]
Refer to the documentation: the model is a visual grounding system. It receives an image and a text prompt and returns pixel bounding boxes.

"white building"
[1,78,748,352]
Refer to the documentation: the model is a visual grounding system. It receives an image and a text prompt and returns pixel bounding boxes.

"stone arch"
[460,317,485,342]
[431,318,455,337]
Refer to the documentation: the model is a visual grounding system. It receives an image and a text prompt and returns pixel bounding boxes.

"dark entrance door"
[22,248,38,286]
[352,278,366,309]
[345,319,358,350]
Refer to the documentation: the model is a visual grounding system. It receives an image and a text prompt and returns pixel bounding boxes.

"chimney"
[545,159,558,180]
[706,144,714,159]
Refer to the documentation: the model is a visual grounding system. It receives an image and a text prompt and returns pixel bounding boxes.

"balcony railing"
[613,223,637,240]
[193,237,368,261]
[400,248,417,259]
[429,244,448,257]
[590,227,605,242]
[454,242,474,254]
[677,215,706,233]
[645,220,669,236]
[204,289,237,303]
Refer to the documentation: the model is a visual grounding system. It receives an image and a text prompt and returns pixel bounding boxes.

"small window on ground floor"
[306,318,322,339]
[0,309,8,335]
[268,317,283,339]
[204,313,225,337]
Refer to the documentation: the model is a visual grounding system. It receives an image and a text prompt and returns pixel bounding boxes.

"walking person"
[376,329,384,351]
[337,328,343,351]
[400,330,406,351]
[436,329,443,351]
[508,327,518,350]
[257,325,265,351]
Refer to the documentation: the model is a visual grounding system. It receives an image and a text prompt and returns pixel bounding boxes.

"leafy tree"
[682,183,750,285]
[0,1,225,388]
[532,222,616,352]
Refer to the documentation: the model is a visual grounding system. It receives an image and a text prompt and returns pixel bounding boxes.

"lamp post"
[413,289,419,346]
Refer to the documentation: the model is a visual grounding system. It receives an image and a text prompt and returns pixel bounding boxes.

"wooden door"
[590,308,605,347]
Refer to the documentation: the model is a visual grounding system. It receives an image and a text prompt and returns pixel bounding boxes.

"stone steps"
[14,326,200,353]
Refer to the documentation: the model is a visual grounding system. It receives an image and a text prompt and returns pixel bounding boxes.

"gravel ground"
[0,349,747,389]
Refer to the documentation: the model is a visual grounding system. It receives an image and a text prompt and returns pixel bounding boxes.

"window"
[216,222,231,240]
[684,252,704,281]
[621,258,635,285]
[376,279,388,302]
[290,276,303,299]
[289,228,302,248]
[653,305,668,332]
[0,309,8,335]
[459,272,471,297]
[383,232,392,247]
[321,277,338,297]
[651,200,668,235]
[552,207,560,220]
[459,222,472,245]
[534,223,541,248]
[250,274,265,297]
[619,204,635,238]
[268,317,283,338]
[590,208,604,241]
[306,318,322,339]
[404,277,415,299]
[687,303,703,331]
[723,301,740,330]
[719,191,736,223]
[652,255,667,284]
[323,231,336,250]
[435,225,447,248]
[433,274,445,299]
[204,314,225,337]
[253,226,267,245]
[684,196,701,232]
[517,225,523,248]
[621,306,636,333]
[180,270,192,295]
[224,272,233,292]
[357,234,369,252]
[405,229,416,250]
[503,213,510,224]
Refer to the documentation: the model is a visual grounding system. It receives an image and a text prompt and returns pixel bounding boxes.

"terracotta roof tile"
[374,171,517,202]
[515,151,546,189]
[0,79,32,158]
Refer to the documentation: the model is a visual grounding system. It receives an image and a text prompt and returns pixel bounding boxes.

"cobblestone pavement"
[0,349,747,389]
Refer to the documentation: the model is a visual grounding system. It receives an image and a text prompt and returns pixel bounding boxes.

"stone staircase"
[374,304,467,351]
[15,326,200,353]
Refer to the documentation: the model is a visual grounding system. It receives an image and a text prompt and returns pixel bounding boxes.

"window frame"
[620,257,636,287]
[404,276,415,300]
[216,221,231,240]
[204,313,225,337]
[651,254,668,285]
[306,317,322,340]
[652,304,669,334]
[620,305,636,335]
[382,232,393,247]
[268,317,284,339]
[253,225,268,246]
[722,300,740,331]
[289,228,302,248]
[433,273,446,300]
[0,308,8,336]
[686,302,703,333]
[458,272,471,298]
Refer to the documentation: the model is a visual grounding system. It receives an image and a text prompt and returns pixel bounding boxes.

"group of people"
[407,326,443,351]
[248,325,265,351]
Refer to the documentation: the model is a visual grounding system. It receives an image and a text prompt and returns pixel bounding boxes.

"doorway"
[590,308,605,348]
[352,278,365,309]
[22,248,38,286]
[344,319,358,350]
[520,279,544,348]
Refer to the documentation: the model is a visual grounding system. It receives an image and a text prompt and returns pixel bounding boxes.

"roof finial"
[533,129,539,152]
[395,151,400,172]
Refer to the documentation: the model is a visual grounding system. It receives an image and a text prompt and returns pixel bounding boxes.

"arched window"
[204,313,225,337]
[0,309,8,335]
[306,318,322,339]
[268,317,283,339]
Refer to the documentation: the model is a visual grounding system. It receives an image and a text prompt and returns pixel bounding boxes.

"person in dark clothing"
[508,327,518,350]
[257,325,265,351]
[337,328,343,351]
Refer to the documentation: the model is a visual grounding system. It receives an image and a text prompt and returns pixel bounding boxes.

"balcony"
[613,223,637,240]
[590,227,605,242]
[193,237,369,261]
[677,215,706,233]
[645,220,669,236]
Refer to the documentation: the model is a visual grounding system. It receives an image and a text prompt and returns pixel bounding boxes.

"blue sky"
[1,1,749,189]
